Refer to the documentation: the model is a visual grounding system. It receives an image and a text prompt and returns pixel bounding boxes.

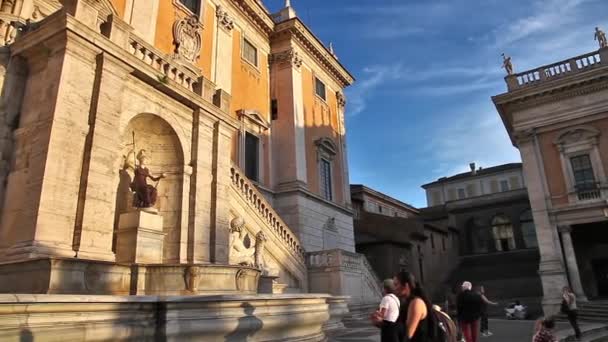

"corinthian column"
[558,225,587,301]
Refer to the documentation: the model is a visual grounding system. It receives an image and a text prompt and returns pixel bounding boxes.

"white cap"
[461,281,472,290]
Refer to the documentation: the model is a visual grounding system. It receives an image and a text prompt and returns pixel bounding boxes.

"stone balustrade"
[230,165,305,259]
[506,49,605,91]
[128,35,200,93]
[307,249,383,303]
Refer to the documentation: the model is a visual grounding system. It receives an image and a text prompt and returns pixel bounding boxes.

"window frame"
[500,179,510,192]
[173,0,204,18]
[241,37,259,68]
[554,125,606,203]
[319,158,333,201]
[314,76,327,102]
[244,132,260,182]
[457,188,466,200]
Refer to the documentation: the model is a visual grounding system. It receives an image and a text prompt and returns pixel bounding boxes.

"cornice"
[230,0,274,36]
[272,18,354,88]
[504,77,608,113]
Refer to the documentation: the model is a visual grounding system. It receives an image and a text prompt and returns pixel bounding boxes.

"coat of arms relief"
[172,14,203,65]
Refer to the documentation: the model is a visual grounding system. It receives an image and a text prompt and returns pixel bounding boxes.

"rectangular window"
[457,188,466,199]
[315,77,326,101]
[378,205,383,213]
[245,132,259,182]
[570,155,596,189]
[447,189,457,201]
[431,234,435,250]
[243,38,258,67]
[490,180,499,193]
[179,0,200,14]
[500,180,510,192]
[271,99,278,120]
[320,159,332,201]
[466,184,476,197]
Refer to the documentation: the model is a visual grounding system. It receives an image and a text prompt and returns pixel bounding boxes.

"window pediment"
[314,137,337,157]
[237,109,269,130]
[554,125,600,149]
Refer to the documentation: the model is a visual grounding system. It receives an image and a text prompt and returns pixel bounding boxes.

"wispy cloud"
[425,103,520,180]
[345,64,404,116]
[492,0,597,48]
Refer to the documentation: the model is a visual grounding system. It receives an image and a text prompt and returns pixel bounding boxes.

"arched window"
[491,215,515,251]
[520,210,538,248]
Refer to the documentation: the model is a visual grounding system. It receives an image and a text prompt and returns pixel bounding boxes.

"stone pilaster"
[214,5,234,94]
[73,52,133,262]
[187,111,215,263]
[558,225,588,301]
[336,91,351,207]
[518,133,568,314]
[269,48,307,190]
[210,120,234,263]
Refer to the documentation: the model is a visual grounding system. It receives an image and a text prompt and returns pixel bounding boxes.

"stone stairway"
[576,300,608,323]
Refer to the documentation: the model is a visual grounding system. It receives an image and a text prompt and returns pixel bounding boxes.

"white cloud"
[424,102,521,180]
[345,64,404,116]
[492,0,596,48]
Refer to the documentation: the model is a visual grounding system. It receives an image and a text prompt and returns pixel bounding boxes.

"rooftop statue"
[595,27,607,49]
[502,53,514,75]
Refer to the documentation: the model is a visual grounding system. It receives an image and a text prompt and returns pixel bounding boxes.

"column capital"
[558,225,572,234]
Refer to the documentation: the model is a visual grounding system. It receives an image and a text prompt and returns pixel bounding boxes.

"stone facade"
[351,184,459,300]
[0,3,373,338]
[493,45,608,314]
[420,163,543,313]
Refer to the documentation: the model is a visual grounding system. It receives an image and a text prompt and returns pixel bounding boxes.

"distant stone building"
[351,185,459,299]
[494,44,608,314]
[421,163,543,313]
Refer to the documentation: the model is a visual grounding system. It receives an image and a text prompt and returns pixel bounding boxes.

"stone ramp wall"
[307,249,382,307]
[0,294,333,342]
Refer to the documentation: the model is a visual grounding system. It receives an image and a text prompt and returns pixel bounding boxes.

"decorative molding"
[336,91,346,108]
[172,14,203,63]
[315,137,337,160]
[269,48,302,69]
[557,225,572,233]
[501,76,608,113]
[553,125,601,147]
[230,0,273,35]
[513,129,536,146]
[237,109,269,130]
[216,5,234,31]
[272,19,354,88]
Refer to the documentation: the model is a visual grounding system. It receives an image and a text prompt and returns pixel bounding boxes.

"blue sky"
[267,0,608,208]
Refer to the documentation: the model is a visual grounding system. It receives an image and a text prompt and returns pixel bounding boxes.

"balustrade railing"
[127,35,199,93]
[230,165,305,259]
[575,182,603,201]
[508,50,604,90]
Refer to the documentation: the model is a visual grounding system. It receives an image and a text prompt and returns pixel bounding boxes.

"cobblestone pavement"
[328,319,588,342]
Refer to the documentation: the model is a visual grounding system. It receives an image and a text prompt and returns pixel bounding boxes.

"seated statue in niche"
[125,150,166,209]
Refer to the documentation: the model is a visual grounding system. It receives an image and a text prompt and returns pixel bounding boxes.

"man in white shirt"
[371,279,401,342]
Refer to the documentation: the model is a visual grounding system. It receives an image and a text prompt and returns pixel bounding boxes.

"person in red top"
[533,317,557,342]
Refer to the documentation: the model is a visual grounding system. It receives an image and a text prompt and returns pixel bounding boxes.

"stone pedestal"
[116,210,165,264]
[258,275,278,294]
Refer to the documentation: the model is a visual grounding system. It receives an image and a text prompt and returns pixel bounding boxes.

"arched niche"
[114,113,185,263]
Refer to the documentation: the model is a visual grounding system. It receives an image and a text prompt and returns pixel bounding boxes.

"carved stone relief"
[216,5,234,31]
[269,49,303,69]
[172,14,202,63]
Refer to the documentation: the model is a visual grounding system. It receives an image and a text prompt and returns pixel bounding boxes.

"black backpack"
[398,298,453,342]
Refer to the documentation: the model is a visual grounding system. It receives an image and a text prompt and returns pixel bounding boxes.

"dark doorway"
[500,238,511,252]
[245,133,259,182]
[593,259,608,297]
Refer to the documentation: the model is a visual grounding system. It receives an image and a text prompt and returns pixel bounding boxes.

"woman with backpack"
[393,271,448,342]
[370,279,401,342]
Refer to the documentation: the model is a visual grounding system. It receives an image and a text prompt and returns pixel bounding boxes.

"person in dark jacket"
[456,281,483,342]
